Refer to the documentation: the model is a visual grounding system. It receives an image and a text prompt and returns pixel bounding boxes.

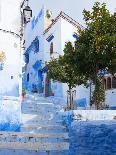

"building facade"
[23,7,116,109]
[0,0,22,131]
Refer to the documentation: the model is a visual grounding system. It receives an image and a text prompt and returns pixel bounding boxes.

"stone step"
[0,149,69,155]
[22,119,63,126]
[22,107,56,111]
[22,110,58,115]
[22,114,63,122]
[0,131,69,139]
[0,142,69,151]
[20,128,67,134]
[23,104,62,110]
[22,100,54,107]
[22,113,63,120]
[22,106,59,111]
[20,125,67,133]
[0,137,69,143]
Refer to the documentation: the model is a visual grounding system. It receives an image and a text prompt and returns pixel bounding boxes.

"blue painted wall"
[69,121,116,155]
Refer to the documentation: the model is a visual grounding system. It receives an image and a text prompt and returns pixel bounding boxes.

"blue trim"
[31,9,43,30]
[33,60,42,70]
[24,37,39,55]
[75,98,86,107]
[42,67,48,73]
[25,53,29,64]
[73,33,79,40]
[47,35,54,42]
[109,107,116,110]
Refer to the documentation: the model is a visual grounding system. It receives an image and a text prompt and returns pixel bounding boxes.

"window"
[46,34,54,42]
[73,32,78,40]
[112,77,116,88]
[11,76,13,79]
[27,73,29,82]
[33,37,39,53]
[25,53,29,64]
[50,42,53,55]
[0,63,4,70]
[103,78,106,90]
[103,76,116,90]
[107,77,111,89]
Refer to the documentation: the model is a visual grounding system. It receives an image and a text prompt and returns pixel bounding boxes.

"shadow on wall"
[0,84,19,97]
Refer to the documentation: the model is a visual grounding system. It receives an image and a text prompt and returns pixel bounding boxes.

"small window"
[46,34,54,42]
[34,38,39,53]
[25,53,29,64]
[103,78,107,90]
[107,77,111,89]
[27,73,29,82]
[50,42,53,55]
[11,76,13,79]
[73,33,78,40]
[112,77,116,88]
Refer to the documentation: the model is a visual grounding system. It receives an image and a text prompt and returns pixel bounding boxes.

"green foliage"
[92,77,105,109]
[22,88,26,97]
[46,2,116,109]
[74,2,116,109]
[46,42,85,89]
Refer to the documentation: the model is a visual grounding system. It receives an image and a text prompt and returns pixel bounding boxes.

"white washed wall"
[0,0,22,130]
[0,32,21,97]
[73,110,116,121]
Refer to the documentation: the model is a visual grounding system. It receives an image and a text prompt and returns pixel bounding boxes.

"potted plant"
[21,88,26,101]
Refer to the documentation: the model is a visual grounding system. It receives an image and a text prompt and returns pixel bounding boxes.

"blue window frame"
[73,33,79,40]
[25,53,29,64]
[33,60,42,71]
[46,34,54,42]
[27,73,29,82]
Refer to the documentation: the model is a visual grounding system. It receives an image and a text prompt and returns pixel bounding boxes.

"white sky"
[29,0,115,26]
[0,0,115,33]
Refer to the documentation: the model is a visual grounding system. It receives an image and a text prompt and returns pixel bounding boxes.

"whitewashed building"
[23,7,116,109]
[0,0,22,130]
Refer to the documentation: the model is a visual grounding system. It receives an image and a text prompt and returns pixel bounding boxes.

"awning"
[33,60,42,70]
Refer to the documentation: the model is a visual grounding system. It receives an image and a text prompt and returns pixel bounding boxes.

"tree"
[74,2,116,109]
[46,42,85,109]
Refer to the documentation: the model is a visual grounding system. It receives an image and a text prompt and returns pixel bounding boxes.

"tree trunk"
[67,84,74,110]
[92,76,105,110]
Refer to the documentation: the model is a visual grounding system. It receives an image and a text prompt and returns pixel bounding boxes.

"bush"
[22,88,26,97]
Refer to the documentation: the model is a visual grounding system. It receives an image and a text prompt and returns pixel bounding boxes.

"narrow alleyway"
[0,93,69,155]
[21,93,69,154]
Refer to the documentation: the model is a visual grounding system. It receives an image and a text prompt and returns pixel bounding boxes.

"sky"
[0,0,115,33]
[29,0,115,26]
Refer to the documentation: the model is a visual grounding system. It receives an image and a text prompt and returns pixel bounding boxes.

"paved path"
[0,93,69,155]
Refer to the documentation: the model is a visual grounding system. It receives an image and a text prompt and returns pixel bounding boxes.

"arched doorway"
[38,70,43,93]
[107,77,111,89]
[45,76,53,97]
[103,78,107,90]
[112,76,116,89]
